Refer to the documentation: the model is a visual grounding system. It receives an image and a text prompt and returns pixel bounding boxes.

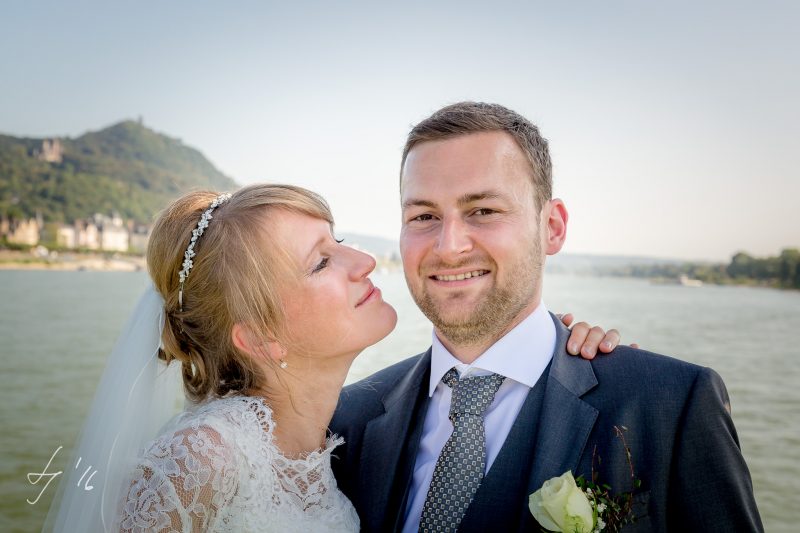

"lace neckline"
[193,394,343,466]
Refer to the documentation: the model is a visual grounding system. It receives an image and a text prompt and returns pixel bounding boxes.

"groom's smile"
[430,268,490,283]
[423,264,495,308]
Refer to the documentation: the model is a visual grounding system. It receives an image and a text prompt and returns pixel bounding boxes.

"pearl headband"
[178,192,232,310]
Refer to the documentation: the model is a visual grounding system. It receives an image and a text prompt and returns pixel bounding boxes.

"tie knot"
[442,368,505,420]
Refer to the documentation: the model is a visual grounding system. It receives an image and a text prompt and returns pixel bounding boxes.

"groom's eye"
[410,214,434,223]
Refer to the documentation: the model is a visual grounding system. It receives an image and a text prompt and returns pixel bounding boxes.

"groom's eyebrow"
[457,190,502,206]
[402,198,437,210]
[402,191,504,211]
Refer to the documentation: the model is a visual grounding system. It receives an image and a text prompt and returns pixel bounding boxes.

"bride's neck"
[256,353,353,458]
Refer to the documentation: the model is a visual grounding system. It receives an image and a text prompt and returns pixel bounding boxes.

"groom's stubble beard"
[407,235,544,348]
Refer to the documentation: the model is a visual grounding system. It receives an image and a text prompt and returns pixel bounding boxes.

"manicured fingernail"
[569,343,578,354]
[603,341,612,350]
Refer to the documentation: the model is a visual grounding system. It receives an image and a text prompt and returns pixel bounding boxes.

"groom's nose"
[434,217,473,262]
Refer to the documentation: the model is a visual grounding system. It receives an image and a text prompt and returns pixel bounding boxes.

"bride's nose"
[347,248,377,281]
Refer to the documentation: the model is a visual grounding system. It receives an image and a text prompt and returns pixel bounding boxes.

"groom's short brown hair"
[401,101,553,211]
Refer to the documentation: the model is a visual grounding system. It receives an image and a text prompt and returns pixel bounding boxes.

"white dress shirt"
[401,303,556,532]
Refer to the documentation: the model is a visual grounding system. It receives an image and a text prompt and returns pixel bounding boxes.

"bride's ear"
[231,324,283,363]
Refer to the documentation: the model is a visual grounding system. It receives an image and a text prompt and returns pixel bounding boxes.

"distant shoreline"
[1,250,796,291]
[0,250,145,272]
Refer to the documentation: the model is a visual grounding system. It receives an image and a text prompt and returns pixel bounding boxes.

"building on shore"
[95,213,129,252]
[74,219,100,250]
[128,223,151,254]
[54,214,130,252]
[56,226,76,249]
[0,215,42,246]
[3,212,146,253]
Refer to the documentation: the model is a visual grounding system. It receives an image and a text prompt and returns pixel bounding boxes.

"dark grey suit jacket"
[330,314,763,532]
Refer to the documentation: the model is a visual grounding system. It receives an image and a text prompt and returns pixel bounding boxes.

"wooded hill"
[0,120,237,224]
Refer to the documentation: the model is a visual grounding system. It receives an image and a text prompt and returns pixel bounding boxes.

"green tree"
[778,248,800,288]
[727,252,754,279]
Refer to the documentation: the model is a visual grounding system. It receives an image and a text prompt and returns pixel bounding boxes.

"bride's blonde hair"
[147,183,333,402]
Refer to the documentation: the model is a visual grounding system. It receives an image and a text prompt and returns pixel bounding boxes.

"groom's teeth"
[433,270,487,281]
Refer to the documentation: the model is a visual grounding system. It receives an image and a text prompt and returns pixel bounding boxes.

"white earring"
[279,359,288,369]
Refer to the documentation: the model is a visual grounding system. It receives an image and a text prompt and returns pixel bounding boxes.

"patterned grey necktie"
[418,368,506,533]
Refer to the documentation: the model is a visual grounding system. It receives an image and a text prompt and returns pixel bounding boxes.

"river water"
[1,270,798,531]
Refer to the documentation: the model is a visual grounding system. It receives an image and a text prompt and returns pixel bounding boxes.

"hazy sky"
[2,0,797,261]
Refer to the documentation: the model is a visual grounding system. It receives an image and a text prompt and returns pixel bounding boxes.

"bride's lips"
[356,281,381,307]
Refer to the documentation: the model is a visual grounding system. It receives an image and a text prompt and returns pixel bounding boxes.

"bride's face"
[271,210,398,360]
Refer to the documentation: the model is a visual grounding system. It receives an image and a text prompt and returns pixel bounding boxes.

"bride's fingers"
[559,313,575,328]
[597,328,621,354]
[566,321,589,355]
[579,326,607,360]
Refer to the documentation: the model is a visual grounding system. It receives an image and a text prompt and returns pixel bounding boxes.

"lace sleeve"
[117,424,239,533]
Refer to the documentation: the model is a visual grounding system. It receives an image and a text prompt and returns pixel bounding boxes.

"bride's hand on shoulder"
[559,313,640,360]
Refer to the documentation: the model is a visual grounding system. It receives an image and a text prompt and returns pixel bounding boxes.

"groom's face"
[399,131,548,346]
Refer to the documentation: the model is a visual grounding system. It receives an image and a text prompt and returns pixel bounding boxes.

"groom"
[330,102,762,532]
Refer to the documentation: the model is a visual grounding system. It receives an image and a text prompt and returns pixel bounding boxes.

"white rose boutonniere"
[528,471,594,533]
[529,426,640,533]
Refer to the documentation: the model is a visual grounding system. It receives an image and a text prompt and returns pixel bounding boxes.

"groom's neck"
[435,303,538,364]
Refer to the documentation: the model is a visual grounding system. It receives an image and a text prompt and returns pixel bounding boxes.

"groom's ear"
[231,324,283,362]
[543,198,568,255]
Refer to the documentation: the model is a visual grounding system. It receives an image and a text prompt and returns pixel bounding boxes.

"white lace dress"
[115,395,359,532]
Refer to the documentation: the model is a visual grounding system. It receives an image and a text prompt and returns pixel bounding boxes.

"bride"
[44,184,622,532]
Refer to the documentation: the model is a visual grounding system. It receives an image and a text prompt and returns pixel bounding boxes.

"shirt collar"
[428,302,556,396]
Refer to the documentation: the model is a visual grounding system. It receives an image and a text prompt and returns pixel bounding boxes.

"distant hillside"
[0,120,237,224]
[338,232,400,258]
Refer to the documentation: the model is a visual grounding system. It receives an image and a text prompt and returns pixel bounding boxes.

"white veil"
[42,284,183,532]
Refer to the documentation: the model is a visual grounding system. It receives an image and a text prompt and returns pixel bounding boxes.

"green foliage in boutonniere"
[529,426,641,533]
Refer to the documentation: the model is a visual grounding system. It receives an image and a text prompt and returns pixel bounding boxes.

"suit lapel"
[358,350,431,532]
[527,314,599,495]
[460,313,600,531]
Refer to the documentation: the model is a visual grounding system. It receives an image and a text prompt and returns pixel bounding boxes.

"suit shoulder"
[593,344,704,370]
[589,345,718,390]
[581,347,732,428]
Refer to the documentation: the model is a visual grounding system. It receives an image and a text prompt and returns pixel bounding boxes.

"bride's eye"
[311,257,329,274]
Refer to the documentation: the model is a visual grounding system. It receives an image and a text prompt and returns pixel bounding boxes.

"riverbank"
[603,248,800,291]
[0,247,403,273]
[0,249,144,271]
